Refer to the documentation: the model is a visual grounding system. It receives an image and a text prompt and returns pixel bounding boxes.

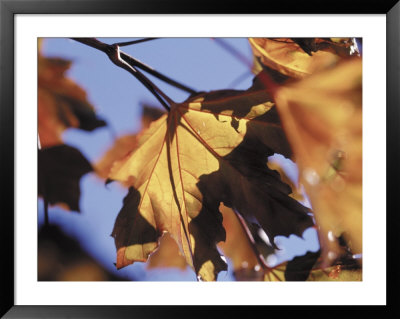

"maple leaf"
[38,144,92,212]
[249,38,357,80]
[38,51,106,147]
[109,75,314,281]
[274,58,362,265]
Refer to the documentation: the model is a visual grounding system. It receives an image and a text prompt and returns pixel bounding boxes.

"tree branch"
[71,37,196,102]
[113,37,160,47]
[212,38,279,95]
[121,51,197,95]
[72,38,172,111]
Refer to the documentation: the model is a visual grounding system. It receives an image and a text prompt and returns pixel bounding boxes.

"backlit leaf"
[109,76,314,280]
[274,58,362,265]
[249,38,357,79]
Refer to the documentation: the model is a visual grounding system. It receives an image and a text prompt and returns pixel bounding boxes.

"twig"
[212,38,252,69]
[71,37,196,104]
[227,70,252,88]
[121,52,197,95]
[114,45,173,110]
[113,37,159,47]
[212,38,279,95]
[71,38,172,111]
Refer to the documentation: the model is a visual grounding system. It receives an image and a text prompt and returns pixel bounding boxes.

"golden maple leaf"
[109,77,314,281]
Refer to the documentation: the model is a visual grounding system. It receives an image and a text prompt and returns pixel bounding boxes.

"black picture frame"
[1,0,398,317]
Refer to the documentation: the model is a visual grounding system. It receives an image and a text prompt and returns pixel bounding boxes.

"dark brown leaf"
[38,144,92,212]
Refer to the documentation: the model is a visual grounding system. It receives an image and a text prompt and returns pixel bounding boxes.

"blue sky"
[39,37,319,281]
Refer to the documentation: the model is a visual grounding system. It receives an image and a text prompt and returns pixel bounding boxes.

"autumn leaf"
[38,144,92,212]
[249,38,357,80]
[109,75,314,281]
[38,49,106,148]
[95,104,165,179]
[38,45,104,213]
[274,58,362,265]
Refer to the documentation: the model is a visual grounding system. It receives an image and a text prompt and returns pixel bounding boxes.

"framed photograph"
[1,0,398,317]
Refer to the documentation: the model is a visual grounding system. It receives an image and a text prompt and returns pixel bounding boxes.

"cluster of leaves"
[38,40,106,212]
[38,37,362,281]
